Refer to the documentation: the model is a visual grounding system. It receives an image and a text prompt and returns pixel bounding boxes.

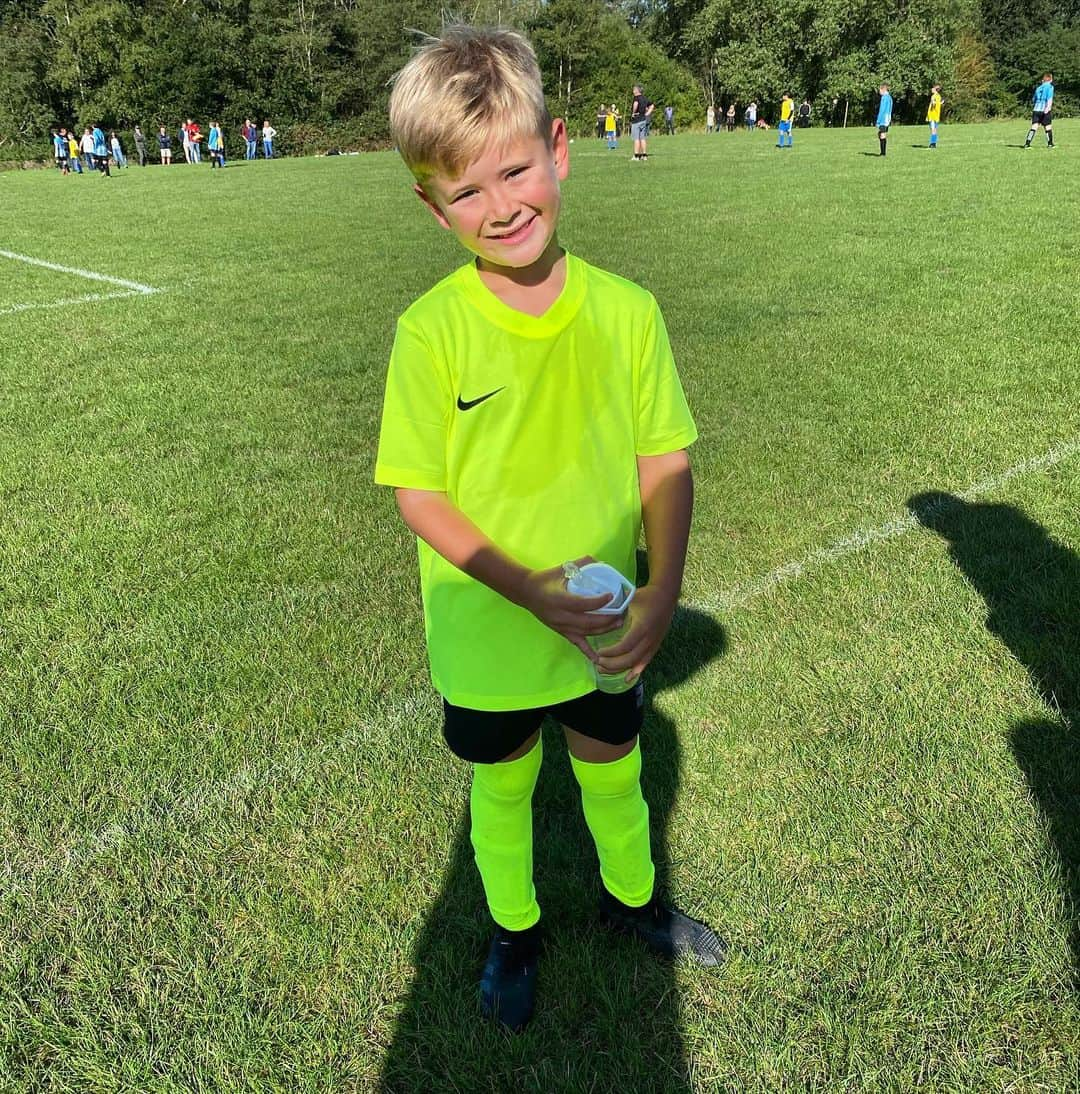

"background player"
[1024,73,1054,148]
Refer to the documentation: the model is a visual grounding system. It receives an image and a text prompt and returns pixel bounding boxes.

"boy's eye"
[507,166,529,178]
[450,190,476,204]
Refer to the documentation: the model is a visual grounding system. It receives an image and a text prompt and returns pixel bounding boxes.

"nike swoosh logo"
[457,387,504,411]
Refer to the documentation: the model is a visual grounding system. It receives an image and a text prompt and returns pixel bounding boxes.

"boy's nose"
[487,188,518,225]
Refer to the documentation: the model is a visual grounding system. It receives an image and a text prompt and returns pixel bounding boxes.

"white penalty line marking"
[687,433,1080,615]
[0,289,152,317]
[5,435,1078,896]
[0,249,161,314]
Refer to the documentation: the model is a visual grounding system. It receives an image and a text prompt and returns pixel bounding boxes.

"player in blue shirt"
[91,124,111,176]
[1024,73,1055,149]
[876,83,893,157]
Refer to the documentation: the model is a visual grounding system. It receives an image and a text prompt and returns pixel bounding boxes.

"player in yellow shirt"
[927,85,943,148]
[604,102,619,150]
[777,92,794,148]
[377,25,724,1033]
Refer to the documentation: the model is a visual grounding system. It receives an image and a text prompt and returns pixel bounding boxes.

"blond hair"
[389,25,552,182]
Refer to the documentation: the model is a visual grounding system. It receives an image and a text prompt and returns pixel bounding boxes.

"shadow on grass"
[379,592,726,1091]
[908,492,1080,988]
[858,151,884,157]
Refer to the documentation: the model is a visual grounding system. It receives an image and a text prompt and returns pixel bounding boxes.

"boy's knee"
[471,737,542,803]
[570,741,642,796]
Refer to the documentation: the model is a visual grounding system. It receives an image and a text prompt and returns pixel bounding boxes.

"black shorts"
[443,682,645,764]
[1032,110,1052,126]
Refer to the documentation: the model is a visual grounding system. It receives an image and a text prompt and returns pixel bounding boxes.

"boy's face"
[416,119,570,272]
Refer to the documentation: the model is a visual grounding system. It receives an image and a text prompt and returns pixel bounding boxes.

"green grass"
[1,119,1079,1090]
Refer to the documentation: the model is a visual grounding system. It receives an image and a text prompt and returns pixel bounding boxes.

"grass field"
[2,118,1079,1091]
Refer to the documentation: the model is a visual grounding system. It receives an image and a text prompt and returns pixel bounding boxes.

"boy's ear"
[413,183,452,231]
[551,117,570,182]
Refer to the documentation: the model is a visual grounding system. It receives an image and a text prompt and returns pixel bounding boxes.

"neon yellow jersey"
[605,112,617,132]
[375,252,697,710]
[780,99,794,122]
[927,93,942,122]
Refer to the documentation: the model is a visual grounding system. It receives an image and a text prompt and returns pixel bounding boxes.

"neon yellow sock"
[569,742,655,908]
[469,736,542,931]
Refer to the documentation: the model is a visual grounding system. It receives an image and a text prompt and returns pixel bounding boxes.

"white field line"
[1,694,430,900]
[687,432,1080,615]
[0,249,159,294]
[0,289,152,317]
[4,436,1078,898]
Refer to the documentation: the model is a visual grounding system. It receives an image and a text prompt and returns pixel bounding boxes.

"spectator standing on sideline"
[158,125,172,164]
[706,104,715,133]
[726,103,736,131]
[181,122,192,163]
[80,127,95,171]
[876,83,893,156]
[663,104,675,135]
[828,97,839,126]
[262,119,277,158]
[91,124,111,175]
[133,125,147,165]
[596,105,606,139]
[68,130,82,172]
[745,101,757,131]
[798,99,811,128]
[189,120,203,163]
[243,118,257,159]
[109,130,127,168]
[208,121,224,168]
[926,85,942,148]
[629,83,654,161]
[605,104,619,149]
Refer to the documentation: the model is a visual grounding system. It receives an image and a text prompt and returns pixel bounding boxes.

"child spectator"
[158,125,172,164]
[109,130,127,168]
[133,125,148,166]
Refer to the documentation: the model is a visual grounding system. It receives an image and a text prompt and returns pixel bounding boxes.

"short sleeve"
[374,318,452,490]
[634,297,698,456]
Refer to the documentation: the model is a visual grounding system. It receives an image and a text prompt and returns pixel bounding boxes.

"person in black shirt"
[630,84,654,161]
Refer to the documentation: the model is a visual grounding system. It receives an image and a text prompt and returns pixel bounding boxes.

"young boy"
[876,83,893,156]
[927,85,942,148]
[52,128,70,174]
[605,103,619,150]
[208,121,224,168]
[377,25,724,1033]
[1024,73,1054,148]
[776,93,794,148]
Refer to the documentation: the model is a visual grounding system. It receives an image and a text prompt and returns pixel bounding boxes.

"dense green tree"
[0,0,1073,159]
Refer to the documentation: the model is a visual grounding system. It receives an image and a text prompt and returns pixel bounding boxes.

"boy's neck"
[475,237,566,318]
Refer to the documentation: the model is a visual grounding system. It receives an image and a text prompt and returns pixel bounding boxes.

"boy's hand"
[594,584,677,684]
[519,556,624,661]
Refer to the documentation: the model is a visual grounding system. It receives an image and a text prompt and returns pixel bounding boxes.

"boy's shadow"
[379,570,726,1091]
[909,492,1080,988]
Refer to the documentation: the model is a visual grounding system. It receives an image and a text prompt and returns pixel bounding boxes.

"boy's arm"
[594,449,693,682]
[395,488,623,659]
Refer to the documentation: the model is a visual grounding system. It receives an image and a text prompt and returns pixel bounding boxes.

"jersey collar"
[460,251,586,337]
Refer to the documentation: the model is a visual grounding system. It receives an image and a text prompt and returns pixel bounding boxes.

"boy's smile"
[416,120,570,278]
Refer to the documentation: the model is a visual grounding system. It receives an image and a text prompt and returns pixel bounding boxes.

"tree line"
[1,0,1075,161]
